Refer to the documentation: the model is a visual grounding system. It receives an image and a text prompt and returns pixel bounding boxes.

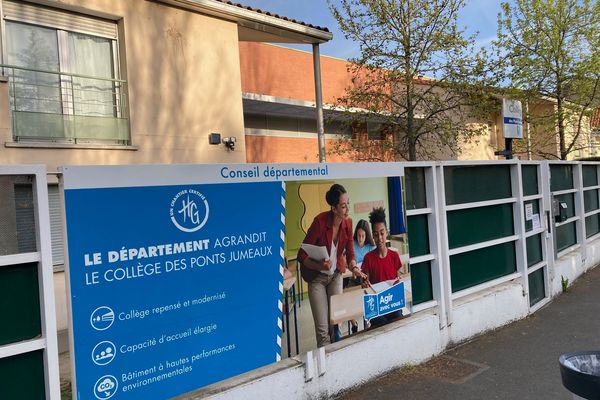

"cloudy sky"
[238,0,513,59]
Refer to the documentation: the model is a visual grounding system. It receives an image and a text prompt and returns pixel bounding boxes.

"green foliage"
[327,0,498,161]
[495,0,600,160]
[561,275,570,293]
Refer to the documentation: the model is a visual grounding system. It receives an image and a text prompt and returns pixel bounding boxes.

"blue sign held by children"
[362,282,405,321]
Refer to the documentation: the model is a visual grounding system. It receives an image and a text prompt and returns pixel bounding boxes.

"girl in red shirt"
[361,207,403,327]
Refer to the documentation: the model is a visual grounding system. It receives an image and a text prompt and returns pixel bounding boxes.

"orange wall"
[239,42,353,104]
[245,136,354,163]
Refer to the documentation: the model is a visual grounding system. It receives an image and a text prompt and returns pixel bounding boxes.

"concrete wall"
[0,0,246,170]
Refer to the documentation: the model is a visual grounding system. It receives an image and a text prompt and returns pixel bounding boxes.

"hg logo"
[170,189,209,232]
[366,296,375,312]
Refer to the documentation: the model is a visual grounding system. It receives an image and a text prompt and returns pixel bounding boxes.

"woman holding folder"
[298,183,366,347]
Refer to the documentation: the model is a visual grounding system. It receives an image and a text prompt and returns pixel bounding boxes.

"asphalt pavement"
[336,266,600,400]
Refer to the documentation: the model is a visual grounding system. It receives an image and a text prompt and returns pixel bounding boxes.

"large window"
[2,1,128,144]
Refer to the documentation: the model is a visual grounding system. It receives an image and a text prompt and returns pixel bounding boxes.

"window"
[243,112,351,137]
[2,1,128,144]
[367,121,385,140]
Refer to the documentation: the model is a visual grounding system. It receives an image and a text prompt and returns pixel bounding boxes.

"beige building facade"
[0,0,331,171]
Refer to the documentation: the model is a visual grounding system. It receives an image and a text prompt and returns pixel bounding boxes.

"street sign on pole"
[502,99,523,139]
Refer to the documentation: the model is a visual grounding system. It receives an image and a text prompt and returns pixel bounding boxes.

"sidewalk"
[337,266,600,400]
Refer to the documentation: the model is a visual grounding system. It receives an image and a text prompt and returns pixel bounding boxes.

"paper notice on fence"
[525,204,533,220]
[532,214,541,230]
[300,243,329,261]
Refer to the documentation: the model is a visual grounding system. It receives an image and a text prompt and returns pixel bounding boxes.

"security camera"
[222,137,236,151]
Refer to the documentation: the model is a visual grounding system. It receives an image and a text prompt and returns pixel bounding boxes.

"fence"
[196,160,600,400]
[1,160,599,400]
[0,166,59,400]
[399,161,600,328]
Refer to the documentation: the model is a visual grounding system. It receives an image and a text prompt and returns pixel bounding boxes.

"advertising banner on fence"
[62,163,410,399]
[63,169,285,399]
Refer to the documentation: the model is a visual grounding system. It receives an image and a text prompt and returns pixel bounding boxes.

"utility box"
[553,199,569,223]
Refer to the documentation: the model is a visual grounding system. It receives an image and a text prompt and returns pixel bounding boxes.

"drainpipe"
[312,43,326,163]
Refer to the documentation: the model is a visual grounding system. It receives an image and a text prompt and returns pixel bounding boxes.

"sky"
[238,0,512,60]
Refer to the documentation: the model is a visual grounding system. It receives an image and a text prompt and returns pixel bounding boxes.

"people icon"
[92,341,116,366]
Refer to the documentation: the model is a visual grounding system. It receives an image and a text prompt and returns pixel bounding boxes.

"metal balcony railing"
[1,64,129,144]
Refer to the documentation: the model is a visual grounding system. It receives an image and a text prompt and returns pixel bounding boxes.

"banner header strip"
[61,163,404,190]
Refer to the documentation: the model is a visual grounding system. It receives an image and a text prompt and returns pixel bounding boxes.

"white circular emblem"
[169,189,209,233]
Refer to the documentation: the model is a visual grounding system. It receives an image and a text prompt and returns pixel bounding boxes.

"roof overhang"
[242,93,390,122]
[243,93,321,118]
[154,0,333,44]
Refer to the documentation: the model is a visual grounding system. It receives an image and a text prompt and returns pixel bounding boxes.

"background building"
[240,42,597,163]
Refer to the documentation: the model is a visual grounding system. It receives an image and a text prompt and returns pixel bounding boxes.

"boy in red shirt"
[361,207,403,326]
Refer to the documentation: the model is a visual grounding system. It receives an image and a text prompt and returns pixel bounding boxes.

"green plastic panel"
[450,241,517,292]
[554,193,576,219]
[0,262,41,345]
[447,204,514,249]
[410,261,433,305]
[582,165,598,187]
[524,200,540,232]
[586,214,600,238]
[0,350,45,399]
[405,168,427,210]
[526,233,543,267]
[528,268,546,306]
[444,165,512,205]
[556,222,577,252]
[550,165,573,191]
[522,165,539,196]
[584,189,599,213]
[407,215,429,257]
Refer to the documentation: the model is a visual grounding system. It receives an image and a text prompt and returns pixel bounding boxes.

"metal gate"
[0,165,60,399]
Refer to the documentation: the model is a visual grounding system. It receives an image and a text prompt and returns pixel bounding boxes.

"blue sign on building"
[362,282,405,321]
[64,179,285,399]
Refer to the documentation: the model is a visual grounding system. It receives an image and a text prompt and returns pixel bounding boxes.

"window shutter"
[3,0,117,39]
[48,185,64,266]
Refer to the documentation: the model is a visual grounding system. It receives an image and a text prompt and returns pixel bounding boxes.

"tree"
[495,0,600,160]
[328,0,496,161]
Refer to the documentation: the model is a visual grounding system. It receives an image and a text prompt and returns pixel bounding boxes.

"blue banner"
[362,282,405,321]
[64,182,285,399]
[503,117,522,125]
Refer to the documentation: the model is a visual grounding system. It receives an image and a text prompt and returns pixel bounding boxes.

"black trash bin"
[559,351,600,400]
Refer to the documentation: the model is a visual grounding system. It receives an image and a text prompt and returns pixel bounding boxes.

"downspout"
[313,43,326,163]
